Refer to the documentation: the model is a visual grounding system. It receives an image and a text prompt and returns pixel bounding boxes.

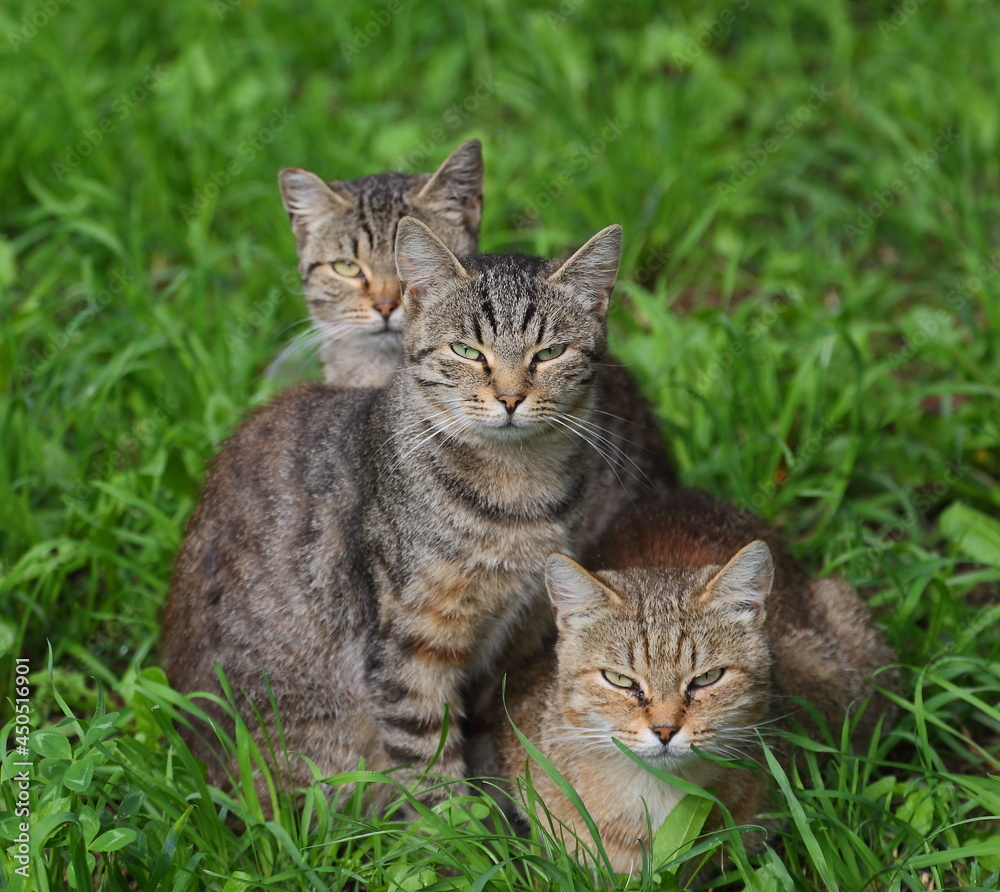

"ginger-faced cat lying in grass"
[496,489,892,874]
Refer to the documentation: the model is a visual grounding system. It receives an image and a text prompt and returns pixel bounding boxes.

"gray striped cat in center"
[164,218,625,798]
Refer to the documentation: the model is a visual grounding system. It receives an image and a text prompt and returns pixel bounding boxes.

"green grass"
[2,0,999,888]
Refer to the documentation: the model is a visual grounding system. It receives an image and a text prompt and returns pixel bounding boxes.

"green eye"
[690,668,725,688]
[332,260,363,277]
[602,670,637,689]
[535,344,566,362]
[451,343,483,361]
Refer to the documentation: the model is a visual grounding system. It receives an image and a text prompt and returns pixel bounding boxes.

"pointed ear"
[414,139,484,233]
[545,553,622,631]
[701,540,773,626]
[546,224,622,317]
[394,216,469,308]
[278,168,353,244]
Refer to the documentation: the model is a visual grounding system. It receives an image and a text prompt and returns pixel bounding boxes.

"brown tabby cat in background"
[495,489,893,873]
[276,140,484,387]
[164,217,627,799]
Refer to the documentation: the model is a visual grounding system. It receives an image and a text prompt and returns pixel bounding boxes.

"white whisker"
[562,412,659,491]
[266,318,358,380]
[588,407,663,442]
[377,413,470,481]
[543,414,643,510]
[369,405,463,465]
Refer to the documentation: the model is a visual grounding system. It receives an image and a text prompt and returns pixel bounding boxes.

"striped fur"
[163,220,623,800]
[276,140,483,387]
[494,489,893,872]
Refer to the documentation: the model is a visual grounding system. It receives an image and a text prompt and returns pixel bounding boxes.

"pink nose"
[373,300,398,320]
[651,725,679,745]
[496,393,525,415]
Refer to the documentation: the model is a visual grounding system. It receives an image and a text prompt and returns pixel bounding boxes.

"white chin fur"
[476,415,545,441]
[364,319,404,335]
[634,742,699,770]
[366,329,403,346]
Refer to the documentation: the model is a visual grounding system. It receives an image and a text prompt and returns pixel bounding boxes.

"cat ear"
[414,139,484,233]
[701,540,773,626]
[278,168,353,243]
[394,216,470,308]
[546,224,622,317]
[545,553,622,630]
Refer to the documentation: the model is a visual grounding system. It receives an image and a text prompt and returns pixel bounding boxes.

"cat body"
[495,489,892,873]
[164,219,623,796]
[277,140,484,387]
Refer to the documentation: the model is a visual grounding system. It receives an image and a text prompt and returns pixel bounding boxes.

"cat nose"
[651,725,679,745]
[373,300,399,320]
[496,393,525,415]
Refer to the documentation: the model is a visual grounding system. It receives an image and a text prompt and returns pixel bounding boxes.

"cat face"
[393,218,621,444]
[544,544,774,773]
[277,141,483,384]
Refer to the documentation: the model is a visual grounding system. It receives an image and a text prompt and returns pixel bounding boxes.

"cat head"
[277,140,483,385]
[394,216,621,443]
[544,543,774,773]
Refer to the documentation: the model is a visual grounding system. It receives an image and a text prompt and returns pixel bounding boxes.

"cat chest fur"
[374,510,574,676]
[366,392,589,671]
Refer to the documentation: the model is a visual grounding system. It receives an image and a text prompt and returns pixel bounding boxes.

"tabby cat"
[276,139,484,387]
[164,217,625,798]
[495,489,892,873]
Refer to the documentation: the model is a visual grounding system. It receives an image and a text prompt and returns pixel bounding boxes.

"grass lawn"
[2,0,999,888]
